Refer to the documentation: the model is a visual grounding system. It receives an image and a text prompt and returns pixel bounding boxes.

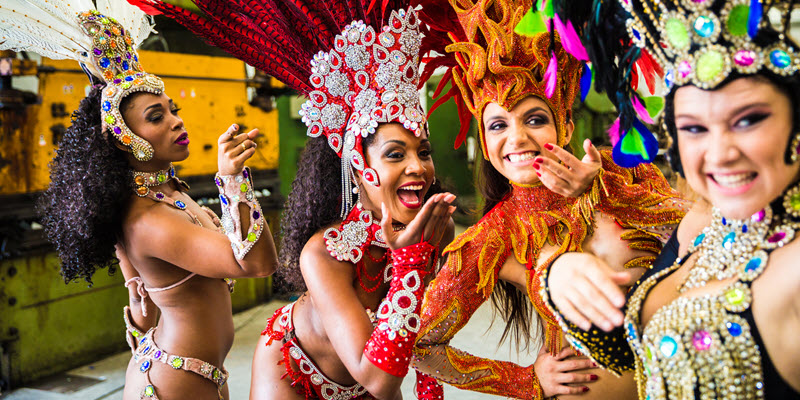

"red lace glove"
[415,371,444,399]
[364,242,435,377]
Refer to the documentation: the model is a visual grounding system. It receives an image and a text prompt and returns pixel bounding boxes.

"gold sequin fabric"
[412,151,686,397]
[624,199,800,400]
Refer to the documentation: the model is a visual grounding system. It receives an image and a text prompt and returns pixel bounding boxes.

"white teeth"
[400,184,423,191]
[713,173,754,187]
[507,152,536,163]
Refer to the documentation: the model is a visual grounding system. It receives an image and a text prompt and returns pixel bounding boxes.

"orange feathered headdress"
[418,0,582,157]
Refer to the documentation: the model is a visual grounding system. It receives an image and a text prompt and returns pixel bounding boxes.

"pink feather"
[553,14,588,61]
[607,117,621,145]
[632,96,654,124]
[545,51,557,98]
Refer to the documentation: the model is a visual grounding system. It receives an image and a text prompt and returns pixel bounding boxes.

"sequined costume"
[541,0,800,398]
[262,303,375,400]
[407,0,686,397]
[121,168,243,399]
[413,152,685,398]
[129,2,444,397]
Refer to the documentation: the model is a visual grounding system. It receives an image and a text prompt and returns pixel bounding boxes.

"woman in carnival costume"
[0,1,279,398]
[128,1,460,398]
[408,0,690,398]
[544,0,800,398]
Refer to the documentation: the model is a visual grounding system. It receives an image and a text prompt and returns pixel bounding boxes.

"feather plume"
[580,62,592,102]
[748,0,762,38]
[544,51,557,98]
[1,0,154,77]
[553,13,587,61]
[631,95,654,124]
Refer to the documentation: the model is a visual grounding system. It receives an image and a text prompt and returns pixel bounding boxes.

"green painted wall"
[0,247,274,386]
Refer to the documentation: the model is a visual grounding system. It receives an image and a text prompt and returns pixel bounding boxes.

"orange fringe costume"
[410,0,689,398]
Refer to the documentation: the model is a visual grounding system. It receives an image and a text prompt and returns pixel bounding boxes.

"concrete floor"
[1,300,541,400]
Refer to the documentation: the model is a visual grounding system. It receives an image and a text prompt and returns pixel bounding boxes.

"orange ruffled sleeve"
[412,222,544,399]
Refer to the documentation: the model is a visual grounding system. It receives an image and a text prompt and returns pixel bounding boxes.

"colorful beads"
[733,49,756,66]
[726,322,742,337]
[174,201,186,209]
[664,17,690,50]
[722,231,735,250]
[170,356,184,369]
[693,233,705,247]
[104,115,115,124]
[770,49,791,69]
[659,335,678,358]
[693,16,715,38]
[144,385,155,397]
[726,5,749,37]
[140,360,151,372]
[695,49,725,83]
[725,287,745,306]
[691,331,712,351]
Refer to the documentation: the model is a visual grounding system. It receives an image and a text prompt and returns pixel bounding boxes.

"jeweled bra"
[624,190,800,399]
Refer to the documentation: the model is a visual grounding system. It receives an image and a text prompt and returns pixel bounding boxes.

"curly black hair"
[279,131,444,292]
[277,135,344,291]
[37,85,133,285]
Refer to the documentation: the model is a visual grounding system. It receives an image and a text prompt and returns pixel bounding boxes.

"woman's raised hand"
[549,252,635,332]
[380,193,456,252]
[534,139,602,197]
[218,124,259,176]
[534,345,598,397]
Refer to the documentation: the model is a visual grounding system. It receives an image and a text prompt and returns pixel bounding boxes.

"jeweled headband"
[0,1,161,161]
[552,0,800,166]
[79,10,164,161]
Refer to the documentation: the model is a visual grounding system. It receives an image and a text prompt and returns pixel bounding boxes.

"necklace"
[324,204,390,292]
[680,185,800,292]
[132,164,176,197]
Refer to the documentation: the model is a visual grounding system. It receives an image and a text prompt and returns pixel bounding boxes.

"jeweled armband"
[415,371,444,400]
[364,242,435,377]
[539,257,634,376]
[215,167,264,259]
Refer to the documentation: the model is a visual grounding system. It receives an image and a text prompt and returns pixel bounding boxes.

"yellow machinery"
[0,49,282,389]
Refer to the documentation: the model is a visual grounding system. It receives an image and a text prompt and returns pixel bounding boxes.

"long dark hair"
[477,156,536,348]
[38,85,133,284]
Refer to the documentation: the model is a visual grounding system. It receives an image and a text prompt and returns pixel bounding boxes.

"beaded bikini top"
[324,204,391,293]
[624,185,800,399]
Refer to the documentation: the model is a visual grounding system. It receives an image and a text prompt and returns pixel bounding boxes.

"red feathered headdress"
[130,0,428,215]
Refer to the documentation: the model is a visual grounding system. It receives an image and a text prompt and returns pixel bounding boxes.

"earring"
[432,176,437,185]
[791,133,800,163]
[352,185,359,195]
[783,182,800,217]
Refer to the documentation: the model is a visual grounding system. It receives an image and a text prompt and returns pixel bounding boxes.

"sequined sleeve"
[578,150,687,269]
[538,259,635,375]
[412,224,544,399]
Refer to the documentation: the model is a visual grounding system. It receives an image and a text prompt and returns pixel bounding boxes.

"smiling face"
[482,96,573,186]
[358,123,435,225]
[120,92,189,166]
[675,76,800,219]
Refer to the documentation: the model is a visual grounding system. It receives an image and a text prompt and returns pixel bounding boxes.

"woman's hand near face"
[534,139,601,197]
[380,193,456,251]
[218,124,259,175]
[534,345,598,397]
[548,252,633,332]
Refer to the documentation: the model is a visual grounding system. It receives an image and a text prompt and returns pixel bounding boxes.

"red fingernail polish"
[535,172,541,176]
[593,362,599,367]
[583,387,590,392]
[534,158,543,164]
[591,374,598,381]
[533,163,540,170]
[544,143,554,150]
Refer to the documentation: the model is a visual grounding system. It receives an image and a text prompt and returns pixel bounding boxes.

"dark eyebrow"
[144,103,164,113]
[383,139,407,147]
[676,102,771,120]
[523,106,550,117]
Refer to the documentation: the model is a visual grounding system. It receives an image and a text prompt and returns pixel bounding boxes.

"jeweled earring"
[791,133,800,163]
[432,176,436,185]
[783,183,800,218]
[352,186,359,195]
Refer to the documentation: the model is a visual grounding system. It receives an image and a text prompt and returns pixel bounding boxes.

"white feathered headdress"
[0,0,164,162]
